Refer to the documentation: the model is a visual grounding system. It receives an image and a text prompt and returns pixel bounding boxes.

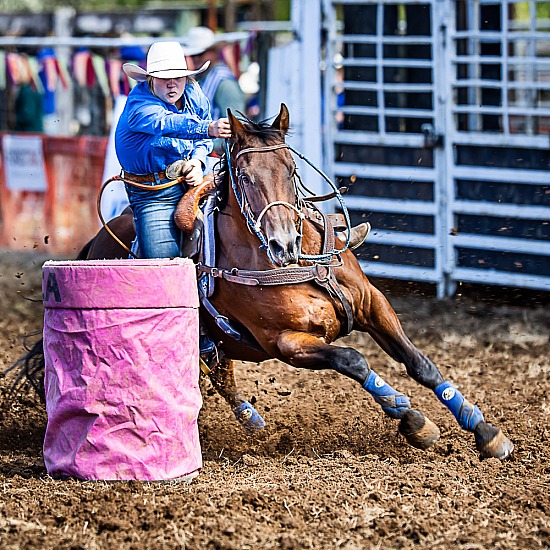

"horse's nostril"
[269,232,301,266]
[268,240,285,263]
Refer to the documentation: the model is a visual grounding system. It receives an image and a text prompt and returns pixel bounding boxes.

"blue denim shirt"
[115,80,213,175]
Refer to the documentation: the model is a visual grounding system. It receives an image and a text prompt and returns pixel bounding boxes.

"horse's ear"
[227,108,246,141]
[271,103,290,136]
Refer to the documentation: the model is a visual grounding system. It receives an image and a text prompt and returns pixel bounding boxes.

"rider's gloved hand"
[184,159,204,187]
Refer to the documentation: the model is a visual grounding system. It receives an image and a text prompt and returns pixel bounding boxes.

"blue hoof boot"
[233,401,266,435]
[435,381,485,431]
[363,370,410,419]
[380,394,411,420]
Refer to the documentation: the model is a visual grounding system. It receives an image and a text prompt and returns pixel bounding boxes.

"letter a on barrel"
[43,272,61,303]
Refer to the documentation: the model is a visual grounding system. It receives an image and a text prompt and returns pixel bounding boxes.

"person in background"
[14,63,44,133]
[115,40,231,260]
[184,26,246,159]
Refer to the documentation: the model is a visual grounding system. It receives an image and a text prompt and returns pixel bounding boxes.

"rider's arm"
[127,102,212,139]
[125,82,214,139]
[190,138,213,168]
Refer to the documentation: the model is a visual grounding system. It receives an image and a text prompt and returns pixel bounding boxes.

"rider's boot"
[337,221,371,250]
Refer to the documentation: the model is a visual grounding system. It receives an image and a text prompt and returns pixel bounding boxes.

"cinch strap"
[434,381,485,431]
[363,370,411,420]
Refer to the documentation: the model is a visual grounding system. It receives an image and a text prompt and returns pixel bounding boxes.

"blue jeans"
[124,178,186,259]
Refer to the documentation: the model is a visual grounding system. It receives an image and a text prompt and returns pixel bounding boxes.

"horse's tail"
[4,333,45,403]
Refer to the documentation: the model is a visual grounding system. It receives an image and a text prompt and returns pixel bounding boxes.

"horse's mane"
[238,114,285,141]
[214,157,230,208]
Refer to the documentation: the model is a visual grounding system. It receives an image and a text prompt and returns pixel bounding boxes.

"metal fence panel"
[324,0,550,296]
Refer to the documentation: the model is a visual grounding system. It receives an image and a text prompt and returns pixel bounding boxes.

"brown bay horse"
[70,104,512,459]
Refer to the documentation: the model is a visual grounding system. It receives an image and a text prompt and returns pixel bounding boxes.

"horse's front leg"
[277,331,441,451]
[361,286,514,460]
[208,357,266,435]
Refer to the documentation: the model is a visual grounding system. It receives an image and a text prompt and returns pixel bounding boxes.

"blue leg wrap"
[363,370,411,420]
[233,401,266,435]
[434,381,485,431]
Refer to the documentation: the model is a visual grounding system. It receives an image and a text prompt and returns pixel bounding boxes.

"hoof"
[233,401,266,435]
[399,409,440,450]
[475,423,514,460]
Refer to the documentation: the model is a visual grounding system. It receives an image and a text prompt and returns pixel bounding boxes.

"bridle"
[225,139,352,264]
[227,141,305,264]
[237,143,306,235]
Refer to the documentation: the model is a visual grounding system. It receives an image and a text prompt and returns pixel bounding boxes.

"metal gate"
[322,0,550,297]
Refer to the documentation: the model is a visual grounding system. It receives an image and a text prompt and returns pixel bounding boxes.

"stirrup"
[199,335,223,373]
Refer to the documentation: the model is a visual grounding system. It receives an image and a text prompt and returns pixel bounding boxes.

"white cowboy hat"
[183,27,220,57]
[123,41,210,82]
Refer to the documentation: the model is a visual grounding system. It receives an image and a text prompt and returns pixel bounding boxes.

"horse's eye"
[240,174,251,186]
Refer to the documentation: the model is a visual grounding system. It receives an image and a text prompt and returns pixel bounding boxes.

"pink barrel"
[42,258,201,481]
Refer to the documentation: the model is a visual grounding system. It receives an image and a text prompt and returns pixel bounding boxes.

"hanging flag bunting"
[37,48,70,117]
[6,52,23,84]
[38,48,58,92]
[72,48,92,87]
[0,33,254,131]
[54,57,70,90]
[92,54,110,96]
[107,58,123,98]
[26,56,44,93]
[38,48,60,116]
[0,51,6,90]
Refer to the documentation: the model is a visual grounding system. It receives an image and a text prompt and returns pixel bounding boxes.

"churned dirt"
[0,250,549,549]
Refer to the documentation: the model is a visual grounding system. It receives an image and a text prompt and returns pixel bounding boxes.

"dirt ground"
[0,249,548,549]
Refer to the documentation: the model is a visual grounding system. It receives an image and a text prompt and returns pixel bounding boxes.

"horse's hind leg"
[361,286,514,460]
[277,331,440,451]
[208,357,266,435]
